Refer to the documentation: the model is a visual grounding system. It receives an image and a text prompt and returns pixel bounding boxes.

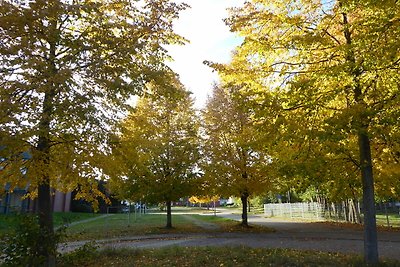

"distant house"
[0,186,30,214]
[0,184,71,214]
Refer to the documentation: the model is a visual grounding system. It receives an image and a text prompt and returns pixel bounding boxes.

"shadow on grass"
[220,222,275,233]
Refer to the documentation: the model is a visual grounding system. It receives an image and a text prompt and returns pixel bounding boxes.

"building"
[0,186,71,214]
[0,148,71,214]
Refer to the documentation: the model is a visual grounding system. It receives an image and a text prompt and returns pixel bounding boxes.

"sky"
[167,0,245,108]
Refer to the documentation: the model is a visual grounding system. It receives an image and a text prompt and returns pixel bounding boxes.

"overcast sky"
[167,0,245,108]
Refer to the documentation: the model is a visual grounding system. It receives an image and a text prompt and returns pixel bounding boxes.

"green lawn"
[376,212,400,228]
[64,212,273,241]
[190,214,275,233]
[190,214,232,222]
[53,212,103,226]
[58,246,399,267]
[169,206,222,214]
[0,212,102,236]
[0,210,273,241]
[64,213,198,240]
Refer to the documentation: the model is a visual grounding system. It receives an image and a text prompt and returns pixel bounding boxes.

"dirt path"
[68,214,113,226]
[180,214,220,230]
[56,214,113,230]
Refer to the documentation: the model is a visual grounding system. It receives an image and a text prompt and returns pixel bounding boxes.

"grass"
[318,212,400,231]
[0,212,102,236]
[170,206,208,213]
[0,210,274,241]
[376,212,400,228]
[252,207,400,229]
[64,213,197,241]
[191,214,232,223]
[3,209,399,266]
[58,246,400,267]
[169,206,223,214]
[2,207,397,241]
[64,212,274,241]
[53,212,103,226]
[191,214,275,233]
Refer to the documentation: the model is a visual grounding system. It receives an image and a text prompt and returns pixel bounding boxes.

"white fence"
[264,202,325,220]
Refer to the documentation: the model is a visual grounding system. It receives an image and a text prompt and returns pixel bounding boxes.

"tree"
[202,84,272,226]
[109,76,201,229]
[189,195,219,209]
[217,0,400,263]
[0,0,187,264]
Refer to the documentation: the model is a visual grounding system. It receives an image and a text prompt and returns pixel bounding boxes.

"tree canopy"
[207,0,400,263]
[0,0,187,199]
[0,0,187,264]
[202,84,273,226]
[109,75,201,228]
[1,0,399,265]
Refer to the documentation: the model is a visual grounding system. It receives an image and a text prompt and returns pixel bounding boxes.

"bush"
[0,214,65,266]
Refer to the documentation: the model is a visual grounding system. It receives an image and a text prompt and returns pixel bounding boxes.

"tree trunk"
[384,202,390,227]
[37,129,55,266]
[331,203,336,221]
[357,201,362,224]
[35,17,59,266]
[240,193,249,227]
[37,105,56,266]
[37,181,55,266]
[349,199,355,223]
[36,78,56,267]
[341,8,379,264]
[351,199,362,224]
[358,130,378,264]
[166,200,172,228]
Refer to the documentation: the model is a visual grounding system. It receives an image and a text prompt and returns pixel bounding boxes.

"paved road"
[215,209,400,260]
[60,209,400,261]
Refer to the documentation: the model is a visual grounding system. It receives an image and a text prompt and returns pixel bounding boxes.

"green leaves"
[202,84,273,199]
[109,76,201,204]
[215,0,400,202]
[0,0,187,198]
